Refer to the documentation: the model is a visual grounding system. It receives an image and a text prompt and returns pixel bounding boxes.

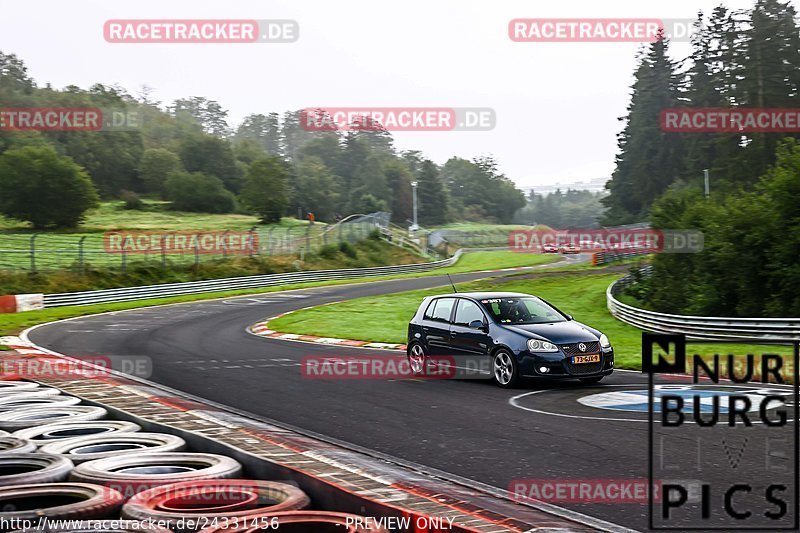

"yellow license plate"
[572,354,600,364]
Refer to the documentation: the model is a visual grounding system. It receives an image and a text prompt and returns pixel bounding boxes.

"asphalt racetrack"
[28,263,798,531]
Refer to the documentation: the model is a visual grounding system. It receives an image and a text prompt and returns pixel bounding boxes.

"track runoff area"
[24,264,799,532]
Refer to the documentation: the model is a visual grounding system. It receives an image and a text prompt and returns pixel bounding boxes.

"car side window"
[453,299,484,326]
[429,298,455,323]
[423,300,437,320]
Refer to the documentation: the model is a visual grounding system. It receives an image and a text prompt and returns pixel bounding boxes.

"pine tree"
[417,160,448,225]
[602,34,683,224]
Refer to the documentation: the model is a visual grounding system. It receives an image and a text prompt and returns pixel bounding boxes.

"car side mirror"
[469,319,486,330]
[566,315,573,320]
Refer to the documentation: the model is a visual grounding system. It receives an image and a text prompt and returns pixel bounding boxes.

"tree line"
[0,52,526,229]
[604,0,800,316]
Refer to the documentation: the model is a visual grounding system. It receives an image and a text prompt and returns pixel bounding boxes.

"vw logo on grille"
[578,343,587,352]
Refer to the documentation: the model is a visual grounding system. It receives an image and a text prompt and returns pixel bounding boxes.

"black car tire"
[579,376,604,384]
[0,437,36,454]
[0,406,107,431]
[13,420,142,445]
[492,349,519,388]
[0,453,74,485]
[0,482,123,520]
[70,452,243,498]
[39,433,186,464]
[407,342,428,377]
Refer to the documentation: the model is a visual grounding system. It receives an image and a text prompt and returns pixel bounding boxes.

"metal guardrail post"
[29,234,39,273]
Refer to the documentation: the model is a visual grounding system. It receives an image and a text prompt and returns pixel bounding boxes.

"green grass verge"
[269,271,794,370]
[435,251,557,274]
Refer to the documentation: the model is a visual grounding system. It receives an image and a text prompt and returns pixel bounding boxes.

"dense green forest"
[604,0,800,316]
[514,189,606,228]
[0,52,526,229]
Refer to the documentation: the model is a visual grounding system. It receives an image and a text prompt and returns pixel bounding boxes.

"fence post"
[194,243,200,267]
[78,236,87,274]
[29,234,39,273]
[161,235,168,269]
[222,230,230,259]
[248,226,257,258]
[266,228,274,256]
[305,225,311,255]
[285,227,292,254]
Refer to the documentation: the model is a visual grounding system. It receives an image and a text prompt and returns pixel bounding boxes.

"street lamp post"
[410,181,419,232]
[703,169,710,199]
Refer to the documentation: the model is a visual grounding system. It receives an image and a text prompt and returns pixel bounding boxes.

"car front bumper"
[518,348,614,379]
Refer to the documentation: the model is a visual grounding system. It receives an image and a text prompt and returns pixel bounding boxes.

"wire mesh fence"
[0,214,388,273]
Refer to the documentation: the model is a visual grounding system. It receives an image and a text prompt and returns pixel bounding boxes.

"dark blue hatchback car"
[406,292,614,387]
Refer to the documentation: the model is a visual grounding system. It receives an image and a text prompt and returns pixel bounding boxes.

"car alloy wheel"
[492,350,518,388]
[408,343,426,376]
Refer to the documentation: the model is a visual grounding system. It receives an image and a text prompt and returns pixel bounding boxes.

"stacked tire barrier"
[0,381,391,532]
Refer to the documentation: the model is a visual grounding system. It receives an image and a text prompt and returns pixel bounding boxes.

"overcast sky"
[3,0,770,188]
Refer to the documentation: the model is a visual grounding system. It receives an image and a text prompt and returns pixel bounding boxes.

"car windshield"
[479,297,567,325]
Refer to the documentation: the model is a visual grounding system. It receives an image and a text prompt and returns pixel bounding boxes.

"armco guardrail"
[607,274,800,342]
[42,249,466,308]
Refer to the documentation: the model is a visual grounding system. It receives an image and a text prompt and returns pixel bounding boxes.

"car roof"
[427,292,534,300]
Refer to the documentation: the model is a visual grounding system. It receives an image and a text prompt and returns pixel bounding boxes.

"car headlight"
[527,339,558,352]
[600,333,612,350]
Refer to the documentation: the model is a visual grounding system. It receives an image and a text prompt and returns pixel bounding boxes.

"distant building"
[520,177,609,196]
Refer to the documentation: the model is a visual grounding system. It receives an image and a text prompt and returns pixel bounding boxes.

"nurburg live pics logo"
[643,333,799,529]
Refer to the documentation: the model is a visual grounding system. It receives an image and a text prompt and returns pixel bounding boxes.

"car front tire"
[492,349,519,388]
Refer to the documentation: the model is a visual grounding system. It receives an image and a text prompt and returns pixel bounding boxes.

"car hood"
[502,321,600,344]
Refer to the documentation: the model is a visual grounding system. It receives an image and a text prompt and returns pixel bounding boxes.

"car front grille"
[559,341,600,356]
[567,359,604,375]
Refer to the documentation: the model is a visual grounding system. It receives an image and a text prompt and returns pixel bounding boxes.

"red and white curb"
[249,308,406,351]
